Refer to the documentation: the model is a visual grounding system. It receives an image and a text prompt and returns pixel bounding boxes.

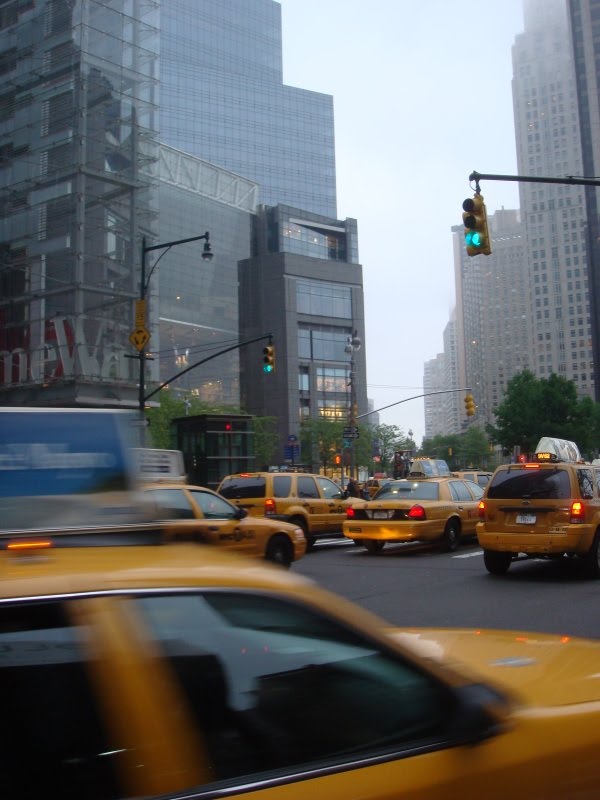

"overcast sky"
[280,0,525,445]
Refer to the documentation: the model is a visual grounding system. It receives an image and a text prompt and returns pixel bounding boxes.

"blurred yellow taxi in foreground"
[2,528,600,800]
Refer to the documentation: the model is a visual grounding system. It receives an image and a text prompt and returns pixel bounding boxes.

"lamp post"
[135,232,213,417]
[345,330,361,480]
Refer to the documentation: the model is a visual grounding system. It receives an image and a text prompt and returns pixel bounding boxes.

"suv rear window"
[219,476,266,499]
[487,468,572,500]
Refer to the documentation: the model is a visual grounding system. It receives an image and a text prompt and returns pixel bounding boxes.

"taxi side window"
[272,475,292,497]
[448,481,473,502]
[0,602,121,800]
[577,468,595,500]
[595,469,600,495]
[147,488,195,519]
[315,476,343,499]
[297,476,319,498]
[137,592,451,789]
[190,490,237,519]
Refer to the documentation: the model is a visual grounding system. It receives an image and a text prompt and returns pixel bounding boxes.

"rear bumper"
[476,523,594,554]
[343,520,441,542]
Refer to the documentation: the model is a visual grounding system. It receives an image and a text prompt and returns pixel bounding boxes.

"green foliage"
[421,428,492,469]
[253,416,280,469]
[487,369,597,455]
[300,417,345,470]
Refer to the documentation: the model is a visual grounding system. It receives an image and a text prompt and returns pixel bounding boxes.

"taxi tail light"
[346,506,356,519]
[571,501,585,523]
[408,504,426,520]
[264,498,277,516]
[478,500,486,519]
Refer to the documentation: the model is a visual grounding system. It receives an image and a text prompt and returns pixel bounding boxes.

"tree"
[145,390,240,449]
[253,416,280,469]
[488,370,582,455]
[368,424,405,475]
[299,417,345,471]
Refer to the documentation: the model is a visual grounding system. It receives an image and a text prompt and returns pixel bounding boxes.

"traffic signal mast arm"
[469,170,600,188]
[356,387,474,420]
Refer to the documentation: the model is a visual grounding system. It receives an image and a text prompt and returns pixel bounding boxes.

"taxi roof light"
[533,437,582,464]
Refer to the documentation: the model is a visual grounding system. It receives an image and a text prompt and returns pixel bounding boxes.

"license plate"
[516,513,536,525]
[373,510,389,520]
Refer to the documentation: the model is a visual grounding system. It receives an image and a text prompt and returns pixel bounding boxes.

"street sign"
[343,426,359,438]
[287,434,298,442]
[129,327,150,352]
[284,444,300,460]
[135,299,146,327]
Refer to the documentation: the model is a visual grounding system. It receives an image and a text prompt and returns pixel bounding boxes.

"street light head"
[201,240,213,262]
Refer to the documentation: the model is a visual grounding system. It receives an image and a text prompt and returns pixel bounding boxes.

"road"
[293,536,600,640]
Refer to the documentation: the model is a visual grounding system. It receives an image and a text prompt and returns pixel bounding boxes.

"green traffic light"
[263,364,273,373]
[465,231,482,248]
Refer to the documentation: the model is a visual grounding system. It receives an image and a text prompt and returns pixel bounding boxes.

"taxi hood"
[388,627,600,707]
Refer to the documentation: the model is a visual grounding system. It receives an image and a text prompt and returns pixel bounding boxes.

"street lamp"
[345,330,361,479]
[135,232,213,417]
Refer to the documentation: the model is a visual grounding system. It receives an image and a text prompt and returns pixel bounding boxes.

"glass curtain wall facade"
[0,0,159,406]
[159,0,337,217]
[155,145,257,407]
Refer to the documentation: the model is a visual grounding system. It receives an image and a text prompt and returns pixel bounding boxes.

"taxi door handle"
[207,526,219,531]
[457,506,464,510]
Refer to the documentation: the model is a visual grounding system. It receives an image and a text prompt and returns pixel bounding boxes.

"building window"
[296,280,352,318]
[316,367,347,393]
[298,367,310,392]
[298,325,352,362]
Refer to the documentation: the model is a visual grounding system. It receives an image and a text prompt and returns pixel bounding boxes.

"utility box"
[170,414,254,489]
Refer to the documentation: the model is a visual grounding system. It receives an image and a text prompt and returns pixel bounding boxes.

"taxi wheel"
[363,539,385,554]
[483,549,512,575]
[265,534,293,569]
[581,531,600,578]
[441,519,461,552]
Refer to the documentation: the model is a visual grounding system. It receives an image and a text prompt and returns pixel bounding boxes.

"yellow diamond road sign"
[129,327,150,352]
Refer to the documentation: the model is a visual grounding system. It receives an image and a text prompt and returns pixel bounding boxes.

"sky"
[280,0,525,445]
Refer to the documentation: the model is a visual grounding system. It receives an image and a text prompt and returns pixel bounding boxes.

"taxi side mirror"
[234,507,248,519]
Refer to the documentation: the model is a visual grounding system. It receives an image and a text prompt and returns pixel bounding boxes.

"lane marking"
[452,550,483,559]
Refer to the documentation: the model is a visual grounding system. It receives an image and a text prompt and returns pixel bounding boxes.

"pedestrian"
[346,477,359,498]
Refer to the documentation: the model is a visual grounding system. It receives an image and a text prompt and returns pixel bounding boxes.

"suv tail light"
[571,501,585,523]
[478,500,485,519]
[408,504,426,520]
[346,507,355,519]
[264,498,277,515]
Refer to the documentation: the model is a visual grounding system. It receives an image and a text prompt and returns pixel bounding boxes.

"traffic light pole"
[356,387,473,420]
[143,332,273,404]
[469,170,600,189]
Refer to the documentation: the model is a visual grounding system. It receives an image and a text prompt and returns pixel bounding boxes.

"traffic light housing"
[334,454,342,465]
[262,344,275,373]
[462,194,491,257]
[464,393,476,417]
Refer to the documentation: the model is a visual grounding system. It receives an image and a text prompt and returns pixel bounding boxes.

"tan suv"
[477,437,600,578]
[217,471,350,549]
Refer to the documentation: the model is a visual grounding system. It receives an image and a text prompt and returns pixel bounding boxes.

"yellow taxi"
[142,482,306,568]
[2,527,600,799]
[218,471,351,549]
[343,477,483,553]
[477,437,600,577]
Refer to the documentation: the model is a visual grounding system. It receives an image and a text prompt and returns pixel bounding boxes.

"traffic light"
[334,454,342,465]
[262,343,275,373]
[462,194,492,257]
[464,393,476,417]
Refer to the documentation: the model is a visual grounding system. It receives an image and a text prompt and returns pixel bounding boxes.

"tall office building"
[452,209,527,430]
[1,0,365,435]
[568,0,600,398]
[0,1,160,407]
[159,0,337,218]
[423,353,447,439]
[512,0,594,396]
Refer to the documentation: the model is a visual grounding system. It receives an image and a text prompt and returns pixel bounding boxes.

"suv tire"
[363,539,385,554]
[483,549,512,576]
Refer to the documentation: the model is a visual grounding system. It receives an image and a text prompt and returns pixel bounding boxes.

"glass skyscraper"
[159,0,337,217]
